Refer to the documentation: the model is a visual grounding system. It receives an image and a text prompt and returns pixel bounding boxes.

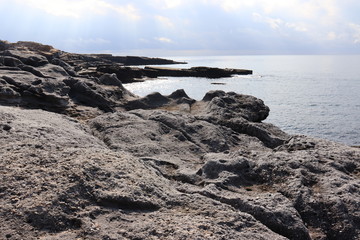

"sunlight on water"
[124,55,360,146]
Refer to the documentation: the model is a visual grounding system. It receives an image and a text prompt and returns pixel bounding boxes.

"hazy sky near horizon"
[1,0,360,56]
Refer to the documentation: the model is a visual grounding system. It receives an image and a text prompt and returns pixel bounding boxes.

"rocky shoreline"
[1,41,359,240]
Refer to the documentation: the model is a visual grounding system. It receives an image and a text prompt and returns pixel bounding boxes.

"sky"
[1,0,360,56]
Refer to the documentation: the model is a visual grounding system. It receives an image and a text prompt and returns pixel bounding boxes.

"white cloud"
[207,0,254,12]
[207,0,341,45]
[5,0,360,54]
[327,32,338,41]
[155,15,174,28]
[267,18,283,30]
[253,12,309,36]
[252,13,283,30]
[150,0,184,9]
[110,3,141,20]
[208,0,339,19]
[348,23,360,44]
[139,38,150,43]
[64,38,111,45]
[285,23,308,32]
[252,12,262,21]
[15,0,140,20]
[154,37,173,43]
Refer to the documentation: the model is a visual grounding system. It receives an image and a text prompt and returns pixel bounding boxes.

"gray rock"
[0,45,136,115]
[0,106,288,240]
[1,40,360,240]
[0,72,70,110]
[3,49,49,67]
[88,102,360,240]
[94,54,186,65]
[51,58,77,77]
[0,76,21,103]
[90,94,360,239]
[190,90,289,148]
[200,90,269,122]
[18,64,49,78]
[0,56,23,67]
[143,66,252,78]
[98,73,124,87]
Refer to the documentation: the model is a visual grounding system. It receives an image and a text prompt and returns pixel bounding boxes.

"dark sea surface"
[124,55,360,146]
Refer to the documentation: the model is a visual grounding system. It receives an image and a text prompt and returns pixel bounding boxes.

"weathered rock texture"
[1,41,360,240]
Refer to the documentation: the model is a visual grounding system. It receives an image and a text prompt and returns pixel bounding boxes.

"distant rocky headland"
[0,41,359,240]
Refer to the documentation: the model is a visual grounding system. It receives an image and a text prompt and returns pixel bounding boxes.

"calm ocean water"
[124,55,360,146]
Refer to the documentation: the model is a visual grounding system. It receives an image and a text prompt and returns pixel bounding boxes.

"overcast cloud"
[1,0,360,55]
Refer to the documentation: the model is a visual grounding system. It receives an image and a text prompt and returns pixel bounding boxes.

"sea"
[124,55,360,146]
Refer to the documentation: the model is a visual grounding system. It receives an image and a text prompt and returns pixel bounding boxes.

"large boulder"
[124,90,289,148]
[200,90,270,122]
[95,64,144,83]
[98,73,124,86]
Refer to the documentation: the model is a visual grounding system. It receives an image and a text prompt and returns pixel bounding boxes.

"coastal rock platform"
[1,41,359,240]
[143,66,252,78]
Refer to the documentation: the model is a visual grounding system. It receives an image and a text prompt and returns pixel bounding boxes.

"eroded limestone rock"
[1,40,359,240]
[0,106,289,240]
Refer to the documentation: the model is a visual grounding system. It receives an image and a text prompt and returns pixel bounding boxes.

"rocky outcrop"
[1,41,360,240]
[0,41,138,116]
[0,41,184,66]
[1,40,252,85]
[1,96,360,240]
[0,40,253,115]
[90,54,187,65]
[0,106,291,240]
[93,64,145,83]
[144,66,253,78]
